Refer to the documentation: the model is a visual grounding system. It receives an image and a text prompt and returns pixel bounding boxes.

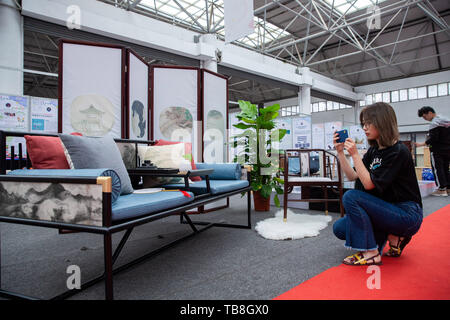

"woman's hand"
[344,138,358,156]
[333,132,344,153]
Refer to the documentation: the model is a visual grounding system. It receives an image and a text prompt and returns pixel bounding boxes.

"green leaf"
[273,194,280,207]
[260,103,280,114]
[233,123,254,130]
[273,177,284,184]
[260,184,272,198]
[251,181,262,191]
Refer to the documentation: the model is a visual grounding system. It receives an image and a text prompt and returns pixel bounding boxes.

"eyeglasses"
[361,120,372,128]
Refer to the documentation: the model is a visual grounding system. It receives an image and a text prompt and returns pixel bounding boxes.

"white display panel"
[274,117,292,150]
[324,121,342,150]
[349,125,367,149]
[203,71,227,162]
[0,94,28,132]
[30,97,58,133]
[61,42,123,138]
[128,51,149,140]
[292,116,311,149]
[312,123,325,150]
[153,67,199,161]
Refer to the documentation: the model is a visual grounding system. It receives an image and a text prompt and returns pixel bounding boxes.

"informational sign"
[312,123,325,150]
[292,116,311,149]
[30,97,58,133]
[0,94,28,132]
[324,121,342,150]
[349,125,367,149]
[274,118,292,150]
[224,0,254,43]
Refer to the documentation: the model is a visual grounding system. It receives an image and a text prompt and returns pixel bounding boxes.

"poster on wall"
[292,116,311,149]
[152,66,200,161]
[312,123,325,150]
[324,121,342,150]
[202,70,228,163]
[274,117,292,150]
[0,94,28,132]
[350,125,367,149]
[30,97,58,133]
[128,50,149,140]
[60,41,124,138]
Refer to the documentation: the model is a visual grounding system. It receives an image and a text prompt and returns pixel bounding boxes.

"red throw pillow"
[25,133,83,169]
[25,135,70,169]
[154,139,201,181]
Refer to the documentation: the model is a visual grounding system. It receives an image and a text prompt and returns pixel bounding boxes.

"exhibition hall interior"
[0,0,449,302]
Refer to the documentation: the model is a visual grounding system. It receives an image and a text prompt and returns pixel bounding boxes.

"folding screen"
[202,69,228,163]
[127,49,149,140]
[59,40,124,138]
[151,66,200,161]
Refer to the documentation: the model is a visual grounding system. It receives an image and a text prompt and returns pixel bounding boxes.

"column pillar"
[298,85,311,115]
[0,0,23,95]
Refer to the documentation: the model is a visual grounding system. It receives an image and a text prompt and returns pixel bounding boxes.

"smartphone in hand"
[336,129,348,143]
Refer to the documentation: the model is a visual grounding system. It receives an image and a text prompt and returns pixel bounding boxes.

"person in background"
[416,106,450,197]
[333,102,423,266]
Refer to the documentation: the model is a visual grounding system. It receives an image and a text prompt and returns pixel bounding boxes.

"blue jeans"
[333,190,423,252]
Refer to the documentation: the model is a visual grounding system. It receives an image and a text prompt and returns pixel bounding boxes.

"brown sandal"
[385,236,412,257]
[343,252,382,266]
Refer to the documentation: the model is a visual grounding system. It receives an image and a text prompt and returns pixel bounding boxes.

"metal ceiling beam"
[417,1,449,32]
[128,0,143,9]
[266,0,420,53]
[172,0,206,32]
[335,51,450,78]
[307,27,447,67]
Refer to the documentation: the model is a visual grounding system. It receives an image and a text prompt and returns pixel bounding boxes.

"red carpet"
[275,205,450,300]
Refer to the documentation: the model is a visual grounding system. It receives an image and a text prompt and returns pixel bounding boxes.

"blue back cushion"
[195,163,242,180]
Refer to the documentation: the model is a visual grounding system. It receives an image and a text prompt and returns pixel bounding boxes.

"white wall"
[355,70,450,133]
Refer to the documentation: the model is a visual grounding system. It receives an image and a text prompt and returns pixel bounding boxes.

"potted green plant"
[231,100,287,211]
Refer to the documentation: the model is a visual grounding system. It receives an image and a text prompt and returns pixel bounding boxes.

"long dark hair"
[360,102,399,148]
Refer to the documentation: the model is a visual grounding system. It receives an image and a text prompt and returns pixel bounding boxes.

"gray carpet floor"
[0,194,448,300]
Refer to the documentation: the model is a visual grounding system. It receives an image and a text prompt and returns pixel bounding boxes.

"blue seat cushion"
[161,180,249,195]
[112,191,194,222]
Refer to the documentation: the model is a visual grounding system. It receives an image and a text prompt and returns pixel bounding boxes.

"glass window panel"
[408,88,418,100]
[399,89,408,101]
[428,84,438,97]
[359,100,366,106]
[327,101,333,111]
[333,101,340,110]
[417,86,427,99]
[366,94,373,104]
[391,90,399,102]
[382,92,390,103]
[312,103,319,112]
[319,101,326,111]
[374,93,382,102]
[339,103,346,109]
[438,83,448,96]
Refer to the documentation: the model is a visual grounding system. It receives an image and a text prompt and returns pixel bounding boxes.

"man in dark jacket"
[416,106,450,196]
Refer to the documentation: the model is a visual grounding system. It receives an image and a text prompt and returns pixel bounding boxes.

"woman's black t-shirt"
[354,142,423,208]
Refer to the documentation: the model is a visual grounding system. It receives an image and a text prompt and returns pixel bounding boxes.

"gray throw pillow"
[59,134,134,195]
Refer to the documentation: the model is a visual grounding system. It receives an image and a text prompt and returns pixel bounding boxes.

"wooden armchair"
[281,149,344,220]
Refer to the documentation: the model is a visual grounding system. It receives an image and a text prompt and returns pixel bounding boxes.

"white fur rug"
[255,209,332,240]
